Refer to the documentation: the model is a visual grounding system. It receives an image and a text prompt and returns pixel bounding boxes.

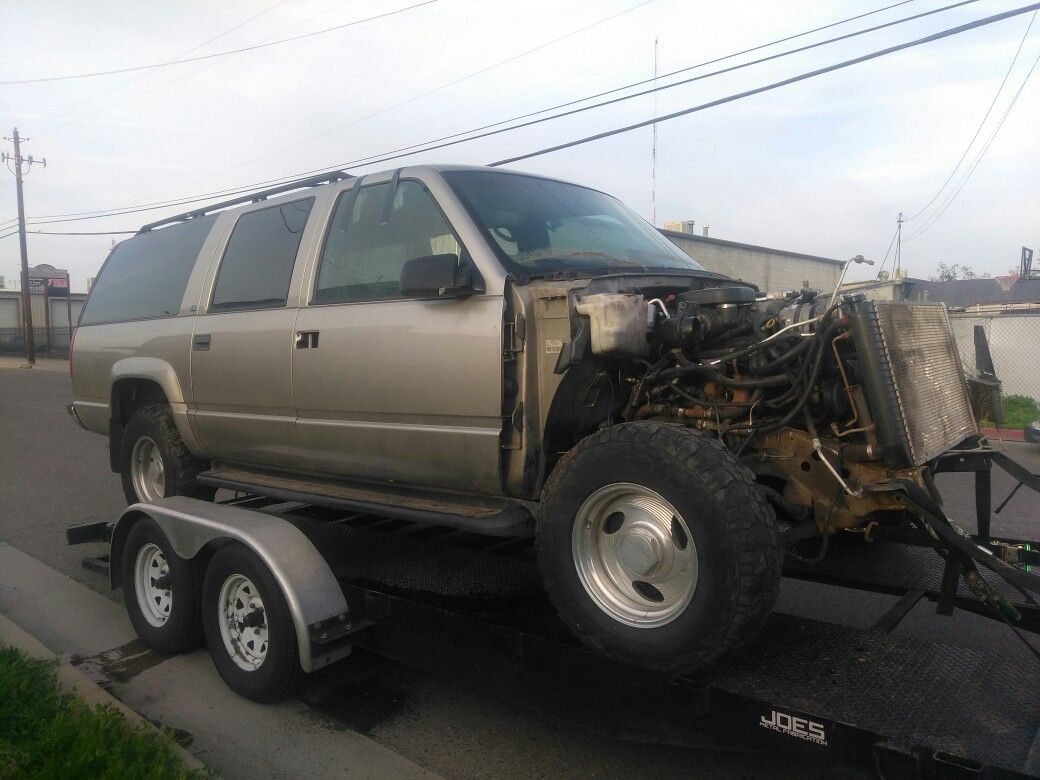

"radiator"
[848,299,978,468]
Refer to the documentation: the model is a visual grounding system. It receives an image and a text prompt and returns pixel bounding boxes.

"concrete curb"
[0,356,68,372]
[0,611,210,776]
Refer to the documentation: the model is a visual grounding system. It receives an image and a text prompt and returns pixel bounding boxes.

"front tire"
[119,404,214,505]
[537,421,781,673]
[202,544,301,702]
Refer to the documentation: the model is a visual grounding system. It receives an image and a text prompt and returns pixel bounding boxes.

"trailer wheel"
[202,543,301,702]
[121,518,203,653]
[537,421,781,673]
[119,404,215,505]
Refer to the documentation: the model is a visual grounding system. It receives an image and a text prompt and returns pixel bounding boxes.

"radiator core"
[849,300,977,467]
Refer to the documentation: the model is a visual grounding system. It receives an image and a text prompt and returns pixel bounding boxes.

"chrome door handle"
[295,331,319,349]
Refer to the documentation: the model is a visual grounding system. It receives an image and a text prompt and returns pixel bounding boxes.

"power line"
[150,0,660,197]
[904,43,1040,240]
[875,224,900,278]
[34,0,294,128]
[0,0,438,86]
[310,0,930,170]
[24,0,658,221]
[488,3,1040,167]
[36,0,361,141]
[905,10,1037,222]
[313,0,980,174]
[0,228,137,240]
[23,0,974,226]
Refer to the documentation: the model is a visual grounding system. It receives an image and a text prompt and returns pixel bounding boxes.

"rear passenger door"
[292,177,503,494]
[190,197,315,467]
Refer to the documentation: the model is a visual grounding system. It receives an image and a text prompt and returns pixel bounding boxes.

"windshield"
[442,170,703,276]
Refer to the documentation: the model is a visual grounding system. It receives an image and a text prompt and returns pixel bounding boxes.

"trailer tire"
[119,404,215,505]
[202,543,301,702]
[537,421,781,673]
[121,518,204,654]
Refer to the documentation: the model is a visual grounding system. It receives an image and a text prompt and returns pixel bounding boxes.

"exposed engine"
[556,280,978,537]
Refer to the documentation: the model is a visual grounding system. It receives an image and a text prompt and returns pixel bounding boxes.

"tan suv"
[71,164,977,672]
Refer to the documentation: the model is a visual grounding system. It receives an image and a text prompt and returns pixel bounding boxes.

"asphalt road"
[2,362,1039,778]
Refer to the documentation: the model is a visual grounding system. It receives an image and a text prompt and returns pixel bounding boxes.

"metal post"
[65,272,73,356]
[975,468,992,541]
[43,282,52,357]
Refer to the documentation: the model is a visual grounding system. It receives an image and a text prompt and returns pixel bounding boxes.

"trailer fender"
[111,496,351,672]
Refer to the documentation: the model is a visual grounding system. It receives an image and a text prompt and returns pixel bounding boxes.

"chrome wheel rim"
[572,483,698,628]
[130,436,165,502]
[134,543,172,627]
[218,574,268,671]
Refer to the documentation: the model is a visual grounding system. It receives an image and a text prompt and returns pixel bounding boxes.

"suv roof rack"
[137,170,353,233]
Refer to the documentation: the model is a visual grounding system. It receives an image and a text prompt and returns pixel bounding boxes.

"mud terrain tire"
[537,421,781,673]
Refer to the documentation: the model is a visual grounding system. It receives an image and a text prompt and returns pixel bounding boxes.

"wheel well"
[112,378,168,426]
[109,379,168,471]
[542,359,629,480]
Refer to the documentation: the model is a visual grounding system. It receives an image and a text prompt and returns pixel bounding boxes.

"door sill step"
[196,466,534,538]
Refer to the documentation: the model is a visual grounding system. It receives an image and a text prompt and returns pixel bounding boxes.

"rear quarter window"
[79,215,217,326]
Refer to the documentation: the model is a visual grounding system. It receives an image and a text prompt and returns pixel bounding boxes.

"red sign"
[46,277,69,297]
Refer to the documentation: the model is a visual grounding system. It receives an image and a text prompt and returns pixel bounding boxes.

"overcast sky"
[1,0,1037,291]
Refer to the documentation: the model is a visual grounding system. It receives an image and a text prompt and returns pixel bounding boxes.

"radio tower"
[651,37,658,226]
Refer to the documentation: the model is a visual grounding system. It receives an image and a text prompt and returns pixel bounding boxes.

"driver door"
[292,177,503,494]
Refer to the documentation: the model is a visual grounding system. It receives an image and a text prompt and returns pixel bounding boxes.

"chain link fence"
[0,326,72,358]
[948,313,1040,429]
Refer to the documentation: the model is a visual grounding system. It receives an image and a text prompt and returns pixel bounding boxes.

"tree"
[930,262,990,281]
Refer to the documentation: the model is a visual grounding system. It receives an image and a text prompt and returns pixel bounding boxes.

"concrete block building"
[659,225,843,294]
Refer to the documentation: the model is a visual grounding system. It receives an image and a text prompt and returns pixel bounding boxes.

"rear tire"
[202,543,301,702]
[121,518,203,654]
[119,404,215,505]
[537,421,781,673]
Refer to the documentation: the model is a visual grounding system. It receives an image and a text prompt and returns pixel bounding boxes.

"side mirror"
[399,253,479,298]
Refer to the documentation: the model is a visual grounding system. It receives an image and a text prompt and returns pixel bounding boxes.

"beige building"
[0,289,86,356]
[659,225,843,293]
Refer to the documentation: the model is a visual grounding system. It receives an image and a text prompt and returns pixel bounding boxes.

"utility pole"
[2,128,45,365]
[895,212,904,279]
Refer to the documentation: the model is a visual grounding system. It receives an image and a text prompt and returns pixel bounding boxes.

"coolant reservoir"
[574,293,649,357]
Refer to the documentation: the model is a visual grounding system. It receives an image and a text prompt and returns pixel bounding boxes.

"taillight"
[68,327,76,380]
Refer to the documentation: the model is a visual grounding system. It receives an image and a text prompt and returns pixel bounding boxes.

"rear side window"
[210,198,314,311]
[79,215,217,326]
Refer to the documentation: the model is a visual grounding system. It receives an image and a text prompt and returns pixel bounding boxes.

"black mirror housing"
[400,253,479,298]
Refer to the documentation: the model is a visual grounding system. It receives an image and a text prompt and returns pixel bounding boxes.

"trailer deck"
[69,442,1040,780]
[200,497,1040,778]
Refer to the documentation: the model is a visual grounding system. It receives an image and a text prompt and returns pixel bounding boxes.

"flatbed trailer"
[69,459,1040,779]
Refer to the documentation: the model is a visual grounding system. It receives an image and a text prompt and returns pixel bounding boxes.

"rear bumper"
[66,403,86,430]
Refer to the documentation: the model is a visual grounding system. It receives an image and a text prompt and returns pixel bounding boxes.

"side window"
[210,198,314,311]
[79,215,217,326]
[313,180,461,304]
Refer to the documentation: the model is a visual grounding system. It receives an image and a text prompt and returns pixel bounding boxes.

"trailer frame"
[67,444,1040,779]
